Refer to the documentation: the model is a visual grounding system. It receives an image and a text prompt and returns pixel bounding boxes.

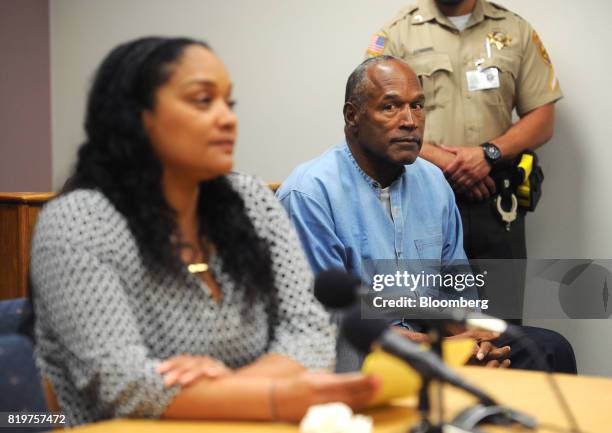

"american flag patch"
[367,33,387,56]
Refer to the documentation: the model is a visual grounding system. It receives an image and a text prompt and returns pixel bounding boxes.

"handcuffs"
[491,151,544,231]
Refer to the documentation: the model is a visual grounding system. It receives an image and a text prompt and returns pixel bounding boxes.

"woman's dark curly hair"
[63,36,274,300]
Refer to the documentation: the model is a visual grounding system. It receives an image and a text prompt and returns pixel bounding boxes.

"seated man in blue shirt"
[277,56,576,374]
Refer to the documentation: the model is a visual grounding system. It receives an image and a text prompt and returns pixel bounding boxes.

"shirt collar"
[415,0,505,26]
[413,0,438,24]
[470,0,506,26]
[481,0,506,19]
[342,141,406,191]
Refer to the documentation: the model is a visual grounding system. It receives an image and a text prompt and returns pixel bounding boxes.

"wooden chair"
[0,193,55,300]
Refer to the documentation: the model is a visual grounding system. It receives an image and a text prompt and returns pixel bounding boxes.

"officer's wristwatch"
[481,142,502,166]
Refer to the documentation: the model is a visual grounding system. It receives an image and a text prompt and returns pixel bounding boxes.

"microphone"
[314,268,361,308]
[314,269,512,335]
[341,306,496,406]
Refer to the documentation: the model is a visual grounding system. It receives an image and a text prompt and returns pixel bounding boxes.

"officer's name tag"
[466,67,500,91]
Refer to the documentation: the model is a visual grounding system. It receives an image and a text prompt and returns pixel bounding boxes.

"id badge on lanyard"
[466,38,500,92]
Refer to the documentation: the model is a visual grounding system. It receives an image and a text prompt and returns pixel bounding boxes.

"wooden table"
[70,367,612,432]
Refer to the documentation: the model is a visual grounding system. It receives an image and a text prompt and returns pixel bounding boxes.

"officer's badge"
[487,32,512,50]
[366,33,387,57]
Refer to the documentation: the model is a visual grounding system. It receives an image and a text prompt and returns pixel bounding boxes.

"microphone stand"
[408,324,537,433]
[410,325,445,433]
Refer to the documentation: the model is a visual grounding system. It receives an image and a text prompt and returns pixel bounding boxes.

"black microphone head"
[340,305,388,354]
[314,269,361,309]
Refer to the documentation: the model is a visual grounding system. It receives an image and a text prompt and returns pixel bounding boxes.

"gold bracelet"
[269,380,278,421]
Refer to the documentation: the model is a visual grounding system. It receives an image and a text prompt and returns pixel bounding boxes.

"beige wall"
[49,0,409,189]
[49,0,612,375]
[0,0,51,191]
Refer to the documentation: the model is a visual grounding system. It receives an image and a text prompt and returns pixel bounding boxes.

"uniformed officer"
[367,0,562,320]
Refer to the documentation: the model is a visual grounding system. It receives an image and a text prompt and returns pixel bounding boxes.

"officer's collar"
[414,0,506,26]
[481,1,507,19]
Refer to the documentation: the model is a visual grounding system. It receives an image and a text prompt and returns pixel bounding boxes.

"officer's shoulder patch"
[366,33,388,57]
[531,30,552,66]
[531,30,558,90]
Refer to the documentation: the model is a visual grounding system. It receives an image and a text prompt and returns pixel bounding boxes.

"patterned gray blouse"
[30,173,335,426]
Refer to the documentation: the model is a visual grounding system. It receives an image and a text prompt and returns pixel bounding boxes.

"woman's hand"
[157,355,232,387]
[273,372,380,422]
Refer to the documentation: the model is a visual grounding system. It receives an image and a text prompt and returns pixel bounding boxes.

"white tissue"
[299,402,373,433]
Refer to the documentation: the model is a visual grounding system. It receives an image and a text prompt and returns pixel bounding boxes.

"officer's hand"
[441,146,491,189]
[464,176,497,201]
[465,181,489,201]
[483,175,497,195]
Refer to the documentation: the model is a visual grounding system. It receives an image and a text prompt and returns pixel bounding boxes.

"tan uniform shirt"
[367,0,562,147]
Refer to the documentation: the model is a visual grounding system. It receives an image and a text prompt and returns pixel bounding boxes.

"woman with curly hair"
[30,36,378,426]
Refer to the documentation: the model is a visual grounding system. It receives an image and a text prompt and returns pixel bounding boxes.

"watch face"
[484,144,501,160]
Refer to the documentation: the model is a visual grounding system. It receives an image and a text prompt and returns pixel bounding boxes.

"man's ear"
[343,102,359,128]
